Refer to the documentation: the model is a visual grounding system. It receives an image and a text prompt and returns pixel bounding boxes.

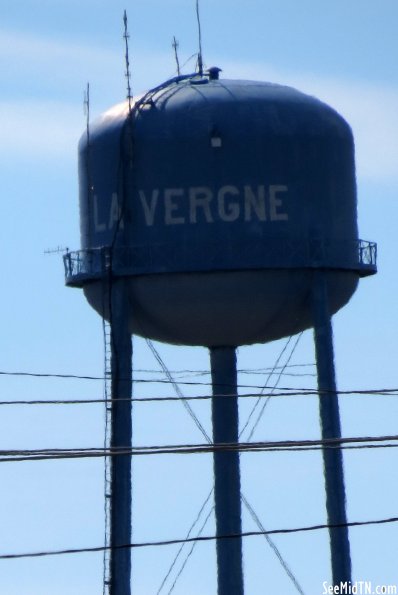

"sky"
[0,1,398,594]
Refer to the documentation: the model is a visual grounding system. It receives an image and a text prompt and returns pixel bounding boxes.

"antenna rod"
[83,82,94,244]
[44,246,69,255]
[123,10,133,113]
[84,83,90,144]
[196,0,204,75]
[172,36,181,76]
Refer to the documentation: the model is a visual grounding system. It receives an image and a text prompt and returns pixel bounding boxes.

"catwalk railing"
[64,238,377,286]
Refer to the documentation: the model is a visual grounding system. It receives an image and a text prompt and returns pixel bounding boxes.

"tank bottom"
[83,269,358,347]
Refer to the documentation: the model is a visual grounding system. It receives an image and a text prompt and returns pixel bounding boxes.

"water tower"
[64,69,377,594]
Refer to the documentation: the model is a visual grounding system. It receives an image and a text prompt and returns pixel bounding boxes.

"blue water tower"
[65,70,376,595]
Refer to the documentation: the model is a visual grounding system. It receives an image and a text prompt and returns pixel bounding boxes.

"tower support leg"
[312,271,352,584]
[109,280,132,595]
[210,346,244,595]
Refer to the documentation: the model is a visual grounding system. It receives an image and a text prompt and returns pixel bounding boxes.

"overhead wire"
[3,365,393,594]
[7,343,305,589]
[2,386,398,407]
[0,390,322,407]
[2,353,393,585]
[1,515,398,561]
[3,434,398,463]
[4,369,398,398]
[1,335,395,591]
[0,345,357,590]
[4,354,394,588]
[0,364,315,377]
[0,352,396,588]
[121,364,315,378]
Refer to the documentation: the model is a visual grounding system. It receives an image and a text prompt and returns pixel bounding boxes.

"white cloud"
[0,28,175,109]
[0,100,82,161]
[1,30,397,182]
[0,29,118,76]
[0,30,172,161]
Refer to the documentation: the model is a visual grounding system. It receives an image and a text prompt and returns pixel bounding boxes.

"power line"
[1,386,398,407]
[0,369,320,389]
[2,366,398,395]
[135,364,315,374]
[1,515,397,561]
[0,370,104,381]
[0,366,315,382]
[0,391,320,407]
[2,434,398,463]
[0,387,397,409]
[2,368,398,397]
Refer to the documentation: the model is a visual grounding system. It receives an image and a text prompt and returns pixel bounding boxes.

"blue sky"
[0,1,397,594]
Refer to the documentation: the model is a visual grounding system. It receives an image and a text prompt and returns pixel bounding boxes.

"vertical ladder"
[103,318,112,595]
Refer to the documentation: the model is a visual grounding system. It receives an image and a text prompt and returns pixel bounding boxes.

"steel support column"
[312,271,352,584]
[110,279,132,595]
[210,346,244,595]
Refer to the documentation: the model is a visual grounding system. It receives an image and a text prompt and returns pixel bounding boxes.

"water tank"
[67,73,376,346]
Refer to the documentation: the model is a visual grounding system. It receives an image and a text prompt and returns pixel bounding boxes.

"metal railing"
[358,239,377,266]
[64,238,377,287]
